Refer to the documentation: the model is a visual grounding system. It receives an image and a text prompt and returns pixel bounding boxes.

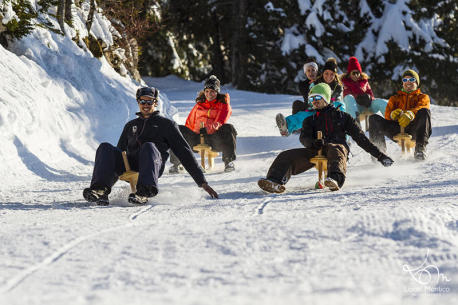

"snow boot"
[275,113,289,136]
[258,178,285,193]
[224,161,235,172]
[324,177,340,191]
[83,187,109,206]
[414,144,427,160]
[128,193,148,205]
[128,184,157,205]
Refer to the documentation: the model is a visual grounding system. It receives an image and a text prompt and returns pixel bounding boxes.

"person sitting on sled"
[368,69,431,160]
[258,83,394,193]
[276,58,345,136]
[83,86,218,205]
[341,56,388,120]
[169,75,237,173]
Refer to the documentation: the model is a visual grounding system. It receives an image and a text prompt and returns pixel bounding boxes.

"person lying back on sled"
[258,83,394,193]
[169,75,238,173]
[83,86,218,205]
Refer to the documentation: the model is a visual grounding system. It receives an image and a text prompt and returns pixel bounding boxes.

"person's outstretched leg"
[369,98,388,116]
[368,115,399,153]
[84,142,124,205]
[343,95,358,119]
[137,142,163,197]
[285,111,314,134]
[208,124,237,171]
[324,144,348,191]
[406,108,432,160]
[258,148,316,193]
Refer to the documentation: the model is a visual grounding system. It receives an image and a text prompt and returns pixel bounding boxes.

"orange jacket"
[384,89,430,120]
[185,92,232,134]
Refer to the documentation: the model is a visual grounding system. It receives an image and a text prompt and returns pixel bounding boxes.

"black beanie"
[323,58,338,73]
[204,75,221,92]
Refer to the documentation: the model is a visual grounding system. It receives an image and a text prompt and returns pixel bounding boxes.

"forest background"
[1,0,456,105]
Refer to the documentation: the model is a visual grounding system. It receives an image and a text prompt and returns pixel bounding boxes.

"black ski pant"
[368,108,431,152]
[90,142,163,194]
[266,144,348,187]
[170,124,237,165]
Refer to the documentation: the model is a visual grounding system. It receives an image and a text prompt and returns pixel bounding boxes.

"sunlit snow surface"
[0,33,457,305]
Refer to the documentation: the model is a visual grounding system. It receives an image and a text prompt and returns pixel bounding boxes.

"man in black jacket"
[83,87,218,205]
[258,83,394,193]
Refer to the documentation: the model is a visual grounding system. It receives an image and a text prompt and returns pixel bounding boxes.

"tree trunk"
[231,0,248,89]
[86,0,96,33]
[65,0,73,24]
[211,11,225,83]
[57,0,65,32]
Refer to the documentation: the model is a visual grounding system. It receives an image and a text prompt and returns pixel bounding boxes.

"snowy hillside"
[1,37,458,305]
[0,30,176,191]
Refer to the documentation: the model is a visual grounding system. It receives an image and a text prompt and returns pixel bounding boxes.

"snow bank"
[0,25,176,191]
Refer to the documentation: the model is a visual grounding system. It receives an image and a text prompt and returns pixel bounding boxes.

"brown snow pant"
[266,144,348,187]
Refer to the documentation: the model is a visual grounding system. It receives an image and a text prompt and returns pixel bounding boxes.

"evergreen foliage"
[1,0,456,105]
[2,0,37,40]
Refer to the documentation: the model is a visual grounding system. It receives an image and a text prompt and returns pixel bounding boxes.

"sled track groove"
[0,222,137,293]
[129,204,156,221]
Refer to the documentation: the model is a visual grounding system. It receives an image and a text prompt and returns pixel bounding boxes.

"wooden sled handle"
[122,151,131,172]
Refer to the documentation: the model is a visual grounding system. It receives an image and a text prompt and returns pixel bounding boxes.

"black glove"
[199,127,207,135]
[313,139,324,149]
[377,153,394,167]
[355,94,371,108]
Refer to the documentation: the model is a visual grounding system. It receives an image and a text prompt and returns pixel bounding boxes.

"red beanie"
[347,56,362,74]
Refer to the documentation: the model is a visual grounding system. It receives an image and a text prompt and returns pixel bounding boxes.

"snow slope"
[1,64,458,304]
[0,29,176,191]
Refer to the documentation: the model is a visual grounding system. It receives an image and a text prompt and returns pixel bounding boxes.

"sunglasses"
[308,95,324,103]
[138,99,156,105]
[351,71,360,76]
[402,77,416,83]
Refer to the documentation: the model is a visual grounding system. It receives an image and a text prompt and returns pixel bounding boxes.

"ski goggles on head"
[402,77,416,83]
[308,95,324,103]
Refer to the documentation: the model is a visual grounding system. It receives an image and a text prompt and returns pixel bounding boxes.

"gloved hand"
[207,122,221,134]
[390,108,403,121]
[377,153,394,167]
[398,111,415,128]
[355,94,371,108]
[313,139,324,149]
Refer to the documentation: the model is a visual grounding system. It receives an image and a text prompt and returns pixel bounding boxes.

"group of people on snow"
[83,56,432,205]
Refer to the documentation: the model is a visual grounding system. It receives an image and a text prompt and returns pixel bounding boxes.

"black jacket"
[300,105,383,158]
[117,111,206,186]
[314,78,343,102]
[298,80,314,102]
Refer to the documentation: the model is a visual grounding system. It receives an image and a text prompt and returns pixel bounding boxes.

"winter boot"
[169,164,184,174]
[224,161,235,172]
[275,113,289,137]
[258,178,285,193]
[325,172,345,191]
[128,193,148,205]
[414,144,427,161]
[324,177,340,191]
[83,187,109,206]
